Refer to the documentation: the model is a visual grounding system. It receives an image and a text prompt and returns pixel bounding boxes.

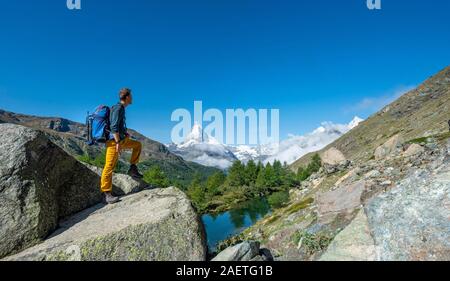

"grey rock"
[365,162,450,261]
[364,170,381,179]
[249,255,265,261]
[323,160,351,174]
[321,148,347,165]
[384,167,401,177]
[403,144,425,158]
[316,180,366,224]
[85,164,148,195]
[212,241,260,261]
[0,124,103,258]
[319,209,376,261]
[3,187,207,261]
[374,134,404,160]
[425,142,438,151]
[259,248,274,261]
[380,180,392,186]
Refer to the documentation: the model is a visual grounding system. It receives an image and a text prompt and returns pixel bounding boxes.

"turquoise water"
[201,197,271,252]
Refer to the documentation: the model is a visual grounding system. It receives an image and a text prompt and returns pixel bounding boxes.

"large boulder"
[365,164,450,261]
[374,134,404,160]
[85,165,148,196]
[212,241,260,261]
[3,187,207,261]
[403,143,425,158]
[0,124,103,258]
[316,180,366,224]
[319,210,376,261]
[321,148,347,165]
[321,148,350,174]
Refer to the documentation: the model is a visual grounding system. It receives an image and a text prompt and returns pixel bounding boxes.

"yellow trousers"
[100,137,142,193]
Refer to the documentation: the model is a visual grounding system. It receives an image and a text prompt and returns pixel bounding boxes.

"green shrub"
[143,165,170,188]
[267,191,289,209]
[292,231,334,255]
[297,154,322,182]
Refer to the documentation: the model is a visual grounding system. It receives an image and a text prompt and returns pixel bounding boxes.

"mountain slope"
[291,65,450,171]
[0,109,219,186]
[220,65,450,261]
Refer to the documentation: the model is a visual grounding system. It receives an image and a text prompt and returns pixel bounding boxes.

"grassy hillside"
[291,65,450,171]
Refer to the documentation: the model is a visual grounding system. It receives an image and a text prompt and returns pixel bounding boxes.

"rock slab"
[365,165,450,261]
[374,134,404,160]
[319,209,376,261]
[316,180,366,223]
[4,187,207,261]
[86,164,148,195]
[212,241,261,261]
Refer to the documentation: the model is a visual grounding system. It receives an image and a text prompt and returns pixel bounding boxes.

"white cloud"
[263,117,363,165]
[191,153,233,170]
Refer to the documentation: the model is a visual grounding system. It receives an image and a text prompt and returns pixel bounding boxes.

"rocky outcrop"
[0,124,103,258]
[321,148,347,165]
[403,143,425,158]
[365,163,450,261]
[321,148,351,174]
[319,210,376,261]
[374,134,404,160]
[212,241,272,261]
[4,187,207,261]
[321,148,450,261]
[238,67,450,261]
[86,165,148,196]
[316,180,366,224]
[0,123,205,261]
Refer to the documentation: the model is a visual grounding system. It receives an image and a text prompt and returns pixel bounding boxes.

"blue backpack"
[86,105,111,145]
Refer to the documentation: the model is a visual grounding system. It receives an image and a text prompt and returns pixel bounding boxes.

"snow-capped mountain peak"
[167,117,364,169]
[168,123,238,169]
[179,122,222,148]
[184,122,207,143]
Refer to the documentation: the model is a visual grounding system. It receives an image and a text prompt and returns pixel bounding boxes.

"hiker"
[101,88,144,204]
[448,120,450,132]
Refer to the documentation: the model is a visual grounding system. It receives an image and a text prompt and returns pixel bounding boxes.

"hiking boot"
[128,164,143,179]
[104,192,119,204]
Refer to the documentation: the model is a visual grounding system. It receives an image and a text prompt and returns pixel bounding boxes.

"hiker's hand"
[115,143,122,155]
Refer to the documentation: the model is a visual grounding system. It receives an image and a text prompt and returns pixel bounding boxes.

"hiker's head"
[119,88,133,106]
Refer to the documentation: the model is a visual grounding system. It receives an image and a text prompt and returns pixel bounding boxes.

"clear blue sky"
[0,0,449,143]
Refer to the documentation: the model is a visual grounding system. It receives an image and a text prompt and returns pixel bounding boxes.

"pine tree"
[187,172,206,210]
[255,163,267,192]
[245,160,258,186]
[272,160,283,186]
[143,165,169,188]
[206,171,226,196]
[264,162,276,187]
[297,153,322,182]
[297,166,309,181]
[307,153,322,174]
[227,160,245,187]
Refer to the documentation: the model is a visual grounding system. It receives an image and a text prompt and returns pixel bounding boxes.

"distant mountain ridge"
[0,109,220,187]
[168,117,363,169]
